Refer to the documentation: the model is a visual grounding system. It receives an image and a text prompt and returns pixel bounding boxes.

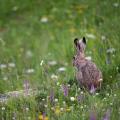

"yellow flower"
[39,113,49,120]
[66,107,71,112]
[54,106,61,115]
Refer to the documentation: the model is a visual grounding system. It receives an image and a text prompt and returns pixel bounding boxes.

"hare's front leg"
[76,71,84,87]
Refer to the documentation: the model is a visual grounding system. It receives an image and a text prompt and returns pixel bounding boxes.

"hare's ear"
[74,38,78,46]
[82,37,86,44]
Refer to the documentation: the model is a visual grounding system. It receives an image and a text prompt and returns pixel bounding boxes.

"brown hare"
[73,37,103,93]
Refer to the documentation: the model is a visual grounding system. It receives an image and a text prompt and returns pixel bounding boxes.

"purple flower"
[62,84,69,97]
[90,111,97,120]
[49,89,54,103]
[103,109,111,120]
[77,94,84,103]
[23,80,30,96]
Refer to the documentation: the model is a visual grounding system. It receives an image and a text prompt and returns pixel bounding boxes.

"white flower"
[26,69,35,74]
[63,101,66,104]
[48,61,57,66]
[56,82,60,86]
[2,107,5,110]
[8,63,16,68]
[85,56,92,61]
[106,93,110,96]
[60,108,64,111]
[0,64,7,69]
[95,93,99,96]
[80,106,83,109]
[110,103,113,106]
[44,104,48,108]
[80,91,84,94]
[70,97,75,101]
[86,33,96,39]
[28,117,31,120]
[54,98,58,102]
[114,94,117,97]
[3,76,8,81]
[41,16,48,23]
[26,50,33,58]
[13,6,18,11]
[106,48,115,53]
[113,3,119,7]
[40,60,44,66]
[58,67,66,72]
[26,107,29,111]
[51,74,58,79]
[101,35,106,40]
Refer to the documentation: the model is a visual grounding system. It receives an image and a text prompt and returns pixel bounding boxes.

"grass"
[0,0,120,119]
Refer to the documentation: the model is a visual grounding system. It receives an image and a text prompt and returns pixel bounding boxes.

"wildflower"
[114,94,117,97]
[25,107,29,111]
[26,68,35,74]
[110,103,113,106]
[106,48,115,53]
[3,76,8,81]
[44,104,48,108]
[40,60,44,66]
[113,3,119,7]
[106,93,110,96]
[60,108,64,112]
[95,93,99,96]
[77,94,84,102]
[80,106,83,109]
[26,50,33,58]
[0,64,7,69]
[40,16,48,23]
[39,113,49,120]
[48,61,57,66]
[49,89,54,103]
[51,74,58,80]
[86,34,96,39]
[58,67,66,72]
[12,6,18,11]
[66,107,71,112]
[54,98,58,102]
[54,106,60,115]
[62,84,69,97]
[63,101,66,105]
[90,111,97,120]
[56,82,60,86]
[23,80,30,96]
[70,97,75,101]
[2,107,5,110]
[101,35,106,41]
[8,63,16,68]
[103,109,111,120]
[80,91,84,94]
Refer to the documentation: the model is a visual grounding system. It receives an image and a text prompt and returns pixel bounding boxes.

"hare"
[73,37,103,92]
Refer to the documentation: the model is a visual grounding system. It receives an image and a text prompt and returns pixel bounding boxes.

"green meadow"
[0,0,120,119]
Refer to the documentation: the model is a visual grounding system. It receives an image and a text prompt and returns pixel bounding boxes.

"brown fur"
[73,37,103,91]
